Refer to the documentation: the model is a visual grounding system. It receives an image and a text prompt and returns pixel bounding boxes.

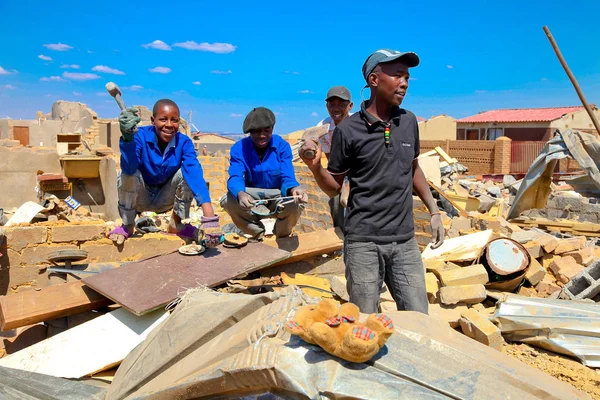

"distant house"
[456,106,599,141]
[417,115,456,141]
[192,132,236,155]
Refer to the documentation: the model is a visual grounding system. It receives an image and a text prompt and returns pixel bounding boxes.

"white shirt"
[317,113,353,154]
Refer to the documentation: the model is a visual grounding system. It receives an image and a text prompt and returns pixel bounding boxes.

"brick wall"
[420,138,511,175]
[0,223,184,295]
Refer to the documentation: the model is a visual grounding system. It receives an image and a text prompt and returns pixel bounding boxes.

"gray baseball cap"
[326,86,351,102]
[362,49,420,81]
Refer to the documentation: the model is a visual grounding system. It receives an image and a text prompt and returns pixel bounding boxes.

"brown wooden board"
[0,281,112,331]
[265,227,343,266]
[83,243,290,316]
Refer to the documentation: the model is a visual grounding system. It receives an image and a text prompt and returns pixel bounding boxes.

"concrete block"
[4,226,48,251]
[428,303,468,328]
[548,256,585,284]
[561,259,600,301]
[524,257,546,286]
[524,241,543,259]
[439,264,489,287]
[50,224,106,243]
[425,260,459,280]
[553,236,586,255]
[439,284,486,305]
[81,234,184,263]
[459,308,504,351]
[425,272,440,303]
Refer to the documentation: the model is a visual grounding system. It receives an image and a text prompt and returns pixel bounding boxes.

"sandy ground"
[503,342,600,399]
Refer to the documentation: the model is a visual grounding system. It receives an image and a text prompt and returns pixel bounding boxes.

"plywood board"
[0,281,112,331]
[266,227,343,265]
[0,308,168,379]
[83,243,290,316]
[418,156,441,188]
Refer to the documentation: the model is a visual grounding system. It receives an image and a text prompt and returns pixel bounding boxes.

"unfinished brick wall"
[0,223,185,295]
[420,138,511,175]
[294,163,334,233]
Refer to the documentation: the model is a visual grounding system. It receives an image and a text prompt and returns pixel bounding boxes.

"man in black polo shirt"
[301,49,444,314]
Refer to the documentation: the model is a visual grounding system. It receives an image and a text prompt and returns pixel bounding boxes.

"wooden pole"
[543,26,600,135]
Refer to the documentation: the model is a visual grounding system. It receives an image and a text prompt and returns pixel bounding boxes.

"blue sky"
[1,0,599,134]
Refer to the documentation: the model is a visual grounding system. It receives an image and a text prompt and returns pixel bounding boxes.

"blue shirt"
[227,135,299,199]
[120,126,211,204]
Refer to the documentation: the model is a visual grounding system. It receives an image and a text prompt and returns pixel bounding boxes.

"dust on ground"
[503,342,600,399]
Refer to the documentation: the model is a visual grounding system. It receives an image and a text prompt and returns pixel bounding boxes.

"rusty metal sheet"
[83,243,290,316]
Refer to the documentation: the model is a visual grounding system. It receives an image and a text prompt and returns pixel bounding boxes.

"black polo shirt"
[327,101,420,243]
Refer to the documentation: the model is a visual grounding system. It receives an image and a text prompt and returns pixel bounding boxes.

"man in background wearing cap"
[221,107,308,240]
[301,49,444,315]
[317,86,353,229]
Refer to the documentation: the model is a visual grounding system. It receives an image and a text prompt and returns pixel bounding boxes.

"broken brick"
[439,264,489,287]
[524,257,546,286]
[428,303,468,328]
[439,284,486,305]
[563,246,595,266]
[425,272,440,303]
[549,256,585,284]
[459,308,504,351]
[553,236,586,255]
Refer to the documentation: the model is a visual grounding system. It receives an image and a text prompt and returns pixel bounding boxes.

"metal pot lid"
[485,238,529,275]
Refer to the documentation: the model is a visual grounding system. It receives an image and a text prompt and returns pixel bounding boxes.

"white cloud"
[173,90,187,95]
[43,43,73,51]
[173,41,236,54]
[72,91,82,96]
[62,71,100,81]
[142,40,172,51]
[298,90,313,94]
[92,65,125,75]
[40,76,63,82]
[0,66,15,75]
[475,90,487,94]
[210,69,232,75]
[192,81,201,85]
[285,71,300,75]
[96,92,108,97]
[2,84,16,90]
[446,65,454,69]
[311,112,318,117]
[124,85,143,91]
[409,77,418,81]
[38,54,52,61]
[60,64,80,69]
[230,113,243,117]
[541,77,548,81]
[44,94,54,97]
[87,50,93,54]
[149,66,171,74]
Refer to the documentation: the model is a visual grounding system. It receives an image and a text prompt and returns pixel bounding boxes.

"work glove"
[201,215,222,248]
[430,213,445,249]
[290,187,308,204]
[135,216,161,234]
[237,191,255,211]
[118,107,141,142]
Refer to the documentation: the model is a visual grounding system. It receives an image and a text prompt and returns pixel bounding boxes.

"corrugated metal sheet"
[511,141,546,173]
[491,294,600,368]
[458,106,583,123]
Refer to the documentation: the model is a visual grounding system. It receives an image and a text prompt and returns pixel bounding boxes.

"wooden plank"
[0,308,168,379]
[418,156,442,188]
[83,243,290,316]
[0,281,112,331]
[427,180,469,217]
[266,227,344,266]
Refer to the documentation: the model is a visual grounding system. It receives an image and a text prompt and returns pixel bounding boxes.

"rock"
[503,175,517,187]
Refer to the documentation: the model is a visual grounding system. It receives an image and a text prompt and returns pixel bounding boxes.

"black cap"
[243,107,276,133]
[362,49,420,81]
[326,86,351,102]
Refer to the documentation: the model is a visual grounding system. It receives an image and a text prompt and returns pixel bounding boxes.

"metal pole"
[543,26,600,135]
